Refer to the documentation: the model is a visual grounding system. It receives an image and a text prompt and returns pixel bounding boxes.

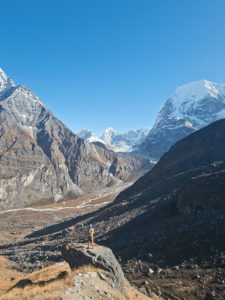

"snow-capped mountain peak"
[100,127,118,145]
[0,68,15,97]
[0,72,47,130]
[105,127,117,133]
[171,80,225,105]
[78,127,150,153]
[167,80,225,123]
[78,129,104,144]
[138,79,225,160]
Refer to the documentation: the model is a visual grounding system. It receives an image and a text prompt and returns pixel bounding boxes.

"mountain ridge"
[137,79,225,159]
[78,127,150,153]
[87,119,225,273]
[0,68,148,211]
[0,68,15,98]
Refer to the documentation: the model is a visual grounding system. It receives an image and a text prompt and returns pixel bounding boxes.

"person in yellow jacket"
[88,224,94,249]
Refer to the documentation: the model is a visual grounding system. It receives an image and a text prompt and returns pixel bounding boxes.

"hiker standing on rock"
[88,224,94,249]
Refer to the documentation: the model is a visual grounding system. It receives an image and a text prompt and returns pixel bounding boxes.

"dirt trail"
[0,182,132,215]
[0,181,133,245]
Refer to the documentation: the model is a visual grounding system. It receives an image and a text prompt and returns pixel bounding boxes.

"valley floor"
[0,181,132,245]
[0,182,224,299]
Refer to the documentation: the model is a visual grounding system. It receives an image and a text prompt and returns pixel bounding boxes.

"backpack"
[89,228,94,237]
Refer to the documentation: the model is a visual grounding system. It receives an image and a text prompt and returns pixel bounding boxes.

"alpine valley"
[78,80,225,162]
[1,71,225,300]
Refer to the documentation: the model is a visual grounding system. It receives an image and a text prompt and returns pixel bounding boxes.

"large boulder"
[62,243,126,291]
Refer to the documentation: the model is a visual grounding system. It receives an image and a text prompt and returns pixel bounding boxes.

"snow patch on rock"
[0,68,15,99]
[78,127,150,153]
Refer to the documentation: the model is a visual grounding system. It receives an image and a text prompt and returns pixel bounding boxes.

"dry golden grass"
[2,278,73,300]
[0,258,74,300]
[0,256,161,300]
[23,263,70,283]
[0,256,104,300]
[0,256,22,293]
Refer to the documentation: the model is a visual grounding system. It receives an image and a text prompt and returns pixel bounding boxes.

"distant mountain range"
[77,127,150,153]
[0,68,148,211]
[137,80,225,159]
[2,68,225,211]
[78,80,225,161]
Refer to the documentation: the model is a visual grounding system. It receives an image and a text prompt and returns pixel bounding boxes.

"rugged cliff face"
[0,69,148,211]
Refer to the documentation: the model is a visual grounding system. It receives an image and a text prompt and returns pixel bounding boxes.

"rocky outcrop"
[0,69,149,211]
[0,256,157,300]
[62,243,126,291]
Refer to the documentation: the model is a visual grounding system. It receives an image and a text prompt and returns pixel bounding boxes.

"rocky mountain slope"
[0,68,149,211]
[78,127,150,152]
[92,118,225,298]
[98,119,225,260]
[137,80,225,159]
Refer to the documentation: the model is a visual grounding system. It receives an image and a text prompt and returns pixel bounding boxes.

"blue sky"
[1,0,225,135]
